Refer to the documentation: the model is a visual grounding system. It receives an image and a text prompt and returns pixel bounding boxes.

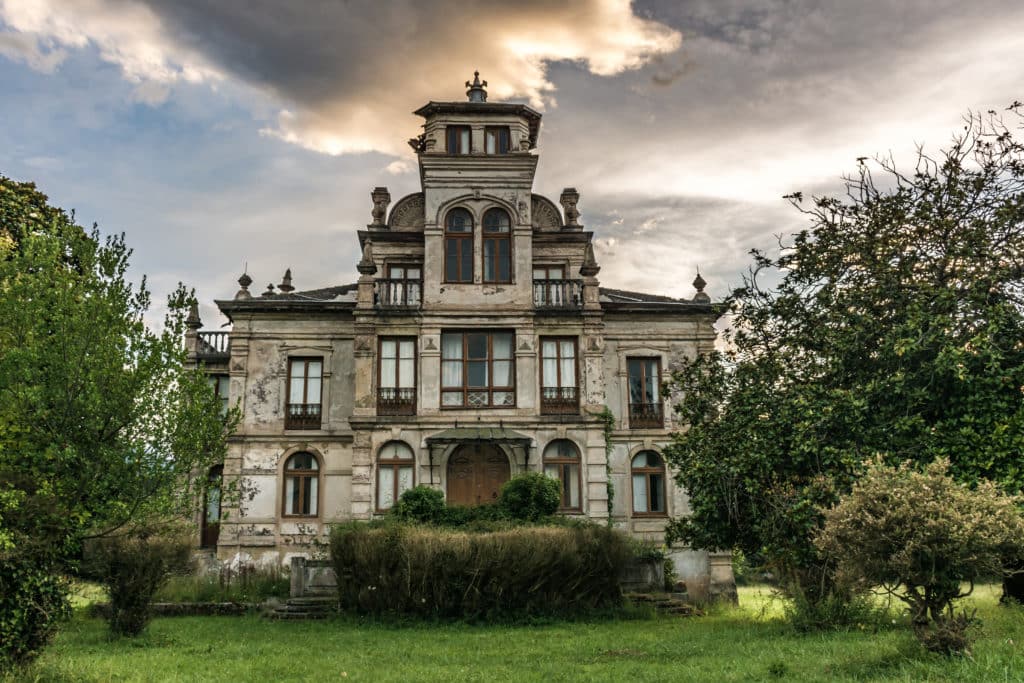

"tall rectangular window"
[441,331,515,408]
[378,338,416,415]
[446,125,471,154]
[208,375,229,417]
[286,358,322,429]
[540,338,578,414]
[383,264,421,307]
[485,126,510,154]
[627,357,662,429]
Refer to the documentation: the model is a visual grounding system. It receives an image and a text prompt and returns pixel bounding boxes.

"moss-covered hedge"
[329,523,631,619]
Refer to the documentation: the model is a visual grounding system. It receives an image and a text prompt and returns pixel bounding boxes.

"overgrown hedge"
[330,523,631,619]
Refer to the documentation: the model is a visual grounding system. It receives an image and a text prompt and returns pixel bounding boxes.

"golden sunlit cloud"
[0,0,681,155]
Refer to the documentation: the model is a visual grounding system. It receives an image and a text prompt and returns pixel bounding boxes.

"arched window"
[283,452,319,517]
[377,441,415,511]
[445,208,474,283]
[543,440,581,511]
[482,208,511,283]
[631,450,666,515]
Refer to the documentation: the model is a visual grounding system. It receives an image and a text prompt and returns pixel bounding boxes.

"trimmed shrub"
[391,485,445,524]
[498,472,560,522]
[816,457,1024,654]
[0,555,70,673]
[330,523,631,619]
[83,531,193,636]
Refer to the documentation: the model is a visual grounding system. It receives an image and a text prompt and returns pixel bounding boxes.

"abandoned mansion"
[186,75,733,597]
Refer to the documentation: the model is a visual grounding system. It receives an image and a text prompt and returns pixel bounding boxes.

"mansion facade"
[186,75,733,598]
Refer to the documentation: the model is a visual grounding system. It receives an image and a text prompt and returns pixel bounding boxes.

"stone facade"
[186,78,733,599]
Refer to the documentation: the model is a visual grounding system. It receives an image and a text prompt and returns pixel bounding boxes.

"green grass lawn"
[14,585,1024,682]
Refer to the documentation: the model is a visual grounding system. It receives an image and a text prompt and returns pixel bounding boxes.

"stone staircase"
[267,591,338,620]
[625,592,704,617]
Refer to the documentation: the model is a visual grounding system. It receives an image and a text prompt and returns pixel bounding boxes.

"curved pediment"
[531,194,563,231]
[388,192,425,231]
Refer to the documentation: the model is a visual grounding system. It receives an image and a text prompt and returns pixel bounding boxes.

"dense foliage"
[0,177,235,668]
[498,471,561,521]
[329,523,630,620]
[390,474,561,529]
[0,555,70,669]
[664,108,1024,602]
[817,458,1024,654]
[83,531,193,636]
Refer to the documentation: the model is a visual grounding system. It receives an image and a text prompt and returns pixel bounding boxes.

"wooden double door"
[446,444,510,506]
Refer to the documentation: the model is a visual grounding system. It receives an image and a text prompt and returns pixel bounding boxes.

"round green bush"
[391,485,445,524]
[0,556,70,673]
[498,472,561,522]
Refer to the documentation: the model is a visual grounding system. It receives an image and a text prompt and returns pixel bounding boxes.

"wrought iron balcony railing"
[533,279,583,310]
[540,386,579,415]
[375,279,422,309]
[628,402,664,429]
[285,403,322,430]
[377,387,416,416]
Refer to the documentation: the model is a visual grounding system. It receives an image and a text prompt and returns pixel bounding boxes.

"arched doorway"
[446,444,510,506]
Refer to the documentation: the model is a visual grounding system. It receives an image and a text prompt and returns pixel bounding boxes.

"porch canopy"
[424,427,534,484]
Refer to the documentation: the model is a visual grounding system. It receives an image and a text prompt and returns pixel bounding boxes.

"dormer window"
[482,208,512,283]
[445,208,474,282]
[485,127,510,154]
[446,125,471,154]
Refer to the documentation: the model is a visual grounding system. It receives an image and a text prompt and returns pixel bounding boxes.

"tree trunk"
[1002,559,1024,604]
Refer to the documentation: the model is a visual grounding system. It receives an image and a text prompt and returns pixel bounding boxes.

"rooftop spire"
[465,71,488,102]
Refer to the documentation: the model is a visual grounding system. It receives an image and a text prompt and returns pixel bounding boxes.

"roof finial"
[235,269,253,300]
[186,300,202,330]
[278,268,294,293]
[466,70,488,103]
[692,269,710,303]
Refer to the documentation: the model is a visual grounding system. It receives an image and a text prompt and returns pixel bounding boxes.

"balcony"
[285,403,322,430]
[375,279,422,310]
[540,386,579,415]
[629,402,663,429]
[196,331,230,360]
[377,387,416,416]
[533,279,583,310]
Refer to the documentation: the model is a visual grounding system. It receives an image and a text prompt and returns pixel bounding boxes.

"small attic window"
[485,127,510,154]
[446,126,470,154]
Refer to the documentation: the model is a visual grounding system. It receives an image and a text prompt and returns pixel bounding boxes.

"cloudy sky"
[2,0,1022,327]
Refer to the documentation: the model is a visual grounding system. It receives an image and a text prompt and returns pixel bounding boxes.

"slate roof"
[598,287,689,304]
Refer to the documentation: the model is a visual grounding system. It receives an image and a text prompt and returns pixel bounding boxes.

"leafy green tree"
[663,106,1024,604]
[817,458,1024,654]
[0,176,234,668]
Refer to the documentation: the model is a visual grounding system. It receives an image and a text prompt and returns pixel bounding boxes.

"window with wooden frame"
[532,265,567,307]
[484,126,510,154]
[208,374,229,417]
[444,208,474,283]
[283,452,319,517]
[482,208,512,283]
[286,358,322,429]
[543,440,581,511]
[441,331,515,408]
[631,450,667,516]
[446,125,471,154]
[381,264,422,308]
[378,337,416,416]
[376,441,415,511]
[627,357,662,429]
[540,337,578,414]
